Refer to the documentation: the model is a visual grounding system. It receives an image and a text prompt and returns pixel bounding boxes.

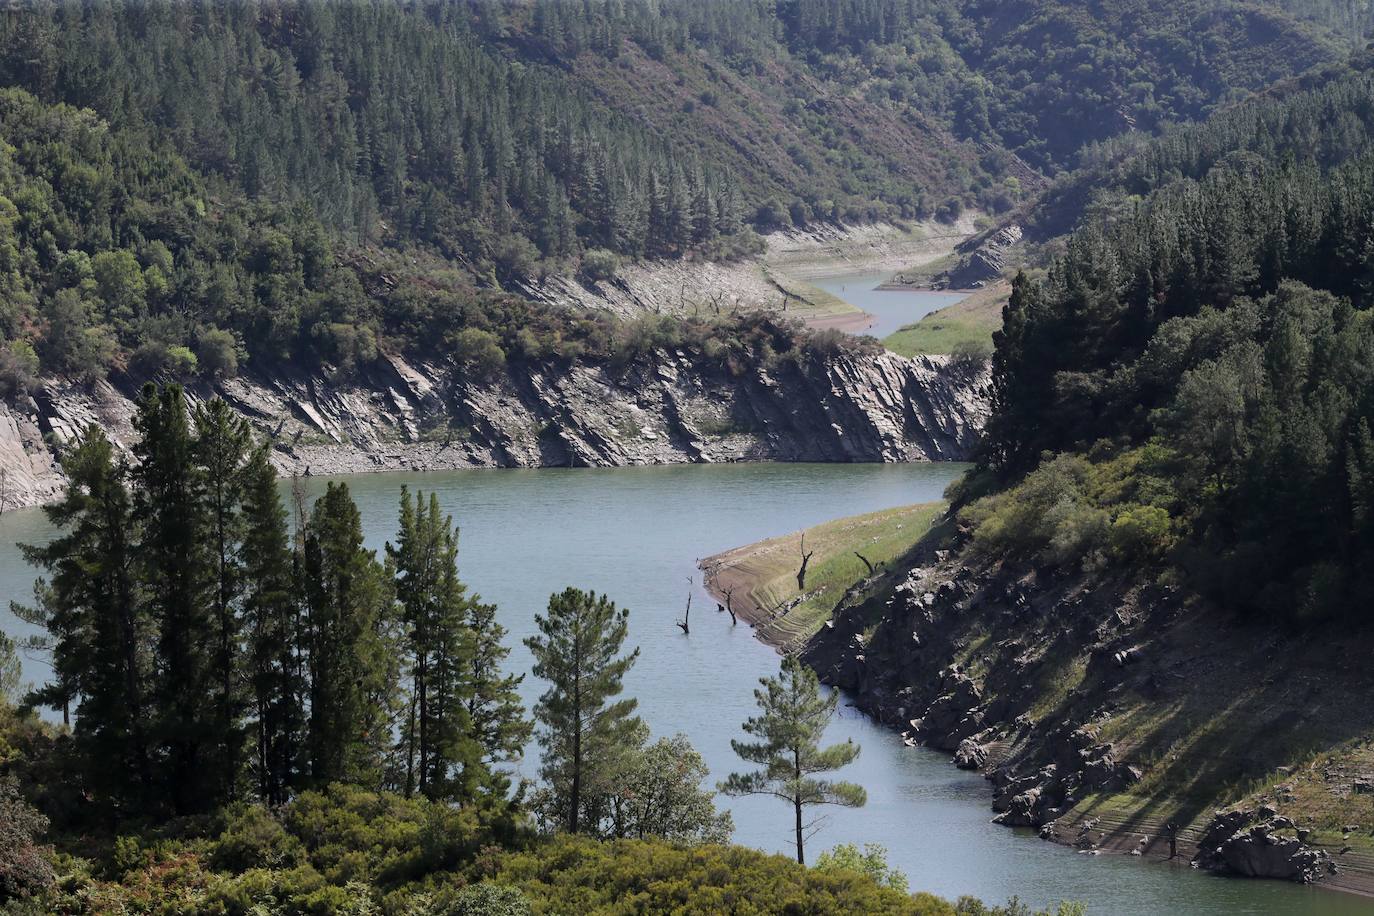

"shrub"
[450,328,507,380]
[197,327,240,379]
[0,340,39,397]
[0,774,52,903]
[490,834,951,915]
[948,338,992,375]
[313,322,378,375]
[1109,505,1175,563]
[814,843,909,893]
[212,805,304,872]
[579,249,621,283]
[425,883,531,916]
[166,345,199,377]
[131,340,199,379]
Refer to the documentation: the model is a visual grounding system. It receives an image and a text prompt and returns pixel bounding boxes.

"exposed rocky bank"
[0,345,988,511]
[797,531,1374,896]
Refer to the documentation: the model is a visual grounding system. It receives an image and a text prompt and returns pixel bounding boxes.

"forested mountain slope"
[0,0,1357,491]
[0,0,1348,276]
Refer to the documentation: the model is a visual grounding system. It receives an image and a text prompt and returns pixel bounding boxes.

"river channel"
[0,461,1363,914]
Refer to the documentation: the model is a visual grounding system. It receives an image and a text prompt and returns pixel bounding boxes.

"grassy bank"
[884,280,1009,355]
[762,265,862,320]
[699,502,945,652]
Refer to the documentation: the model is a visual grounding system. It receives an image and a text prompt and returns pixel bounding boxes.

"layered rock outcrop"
[799,534,1374,891]
[0,346,988,510]
[1194,807,1336,883]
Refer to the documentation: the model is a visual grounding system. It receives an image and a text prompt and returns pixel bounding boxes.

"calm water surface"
[0,463,1362,914]
[810,269,968,340]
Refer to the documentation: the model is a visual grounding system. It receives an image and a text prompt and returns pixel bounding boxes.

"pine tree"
[240,444,306,805]
[464,596,531,801]
[17,426,153,811]
[133,383,216,814]
[525,587,640,834]
[302,482,397,788]
[720,655,865,864]
[192,398,253,802]
[387,488,482,801]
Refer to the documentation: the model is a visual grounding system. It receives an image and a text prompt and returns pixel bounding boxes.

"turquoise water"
[810,269,967,340]
[0,462,1365,914]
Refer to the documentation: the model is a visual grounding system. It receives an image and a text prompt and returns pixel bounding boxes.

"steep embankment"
[794,528,1374,896]
[0,346,988,511]
[702,502,1374,895]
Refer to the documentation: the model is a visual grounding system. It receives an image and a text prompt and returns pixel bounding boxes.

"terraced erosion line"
[698,502,946,653]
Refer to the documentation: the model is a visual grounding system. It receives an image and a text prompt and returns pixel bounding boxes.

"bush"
[0,775,53,903]
[449,328,507,380]
[197,327,240,379]
[814,843,909,893]
[1109,505,1176,563]
[211,805,304,872]
[40,289,114,380]
[428,883,531,916]
[948,338,992,375]
[0,340,39,397]
[579,249,621,283]
[131,340,199,379]
[490,834,950,915]
[313,322,378,375]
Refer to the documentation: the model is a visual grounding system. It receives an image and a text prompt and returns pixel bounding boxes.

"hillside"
[799,517,1374,893]
[727,32,1374,895]
[0,0,1353,397]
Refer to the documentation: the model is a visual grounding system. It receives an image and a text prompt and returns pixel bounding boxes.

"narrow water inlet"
[809,268,968,340]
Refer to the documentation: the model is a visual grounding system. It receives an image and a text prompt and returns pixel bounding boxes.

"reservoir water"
[0,462,1363,915]
[809,268,968,340]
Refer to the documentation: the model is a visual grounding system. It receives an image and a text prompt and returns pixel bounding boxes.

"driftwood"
[854,551,876,575]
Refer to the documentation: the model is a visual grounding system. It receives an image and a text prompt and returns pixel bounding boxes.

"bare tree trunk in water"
[796,533,814,592]
[678,576,692,634]
[723,587,737,624]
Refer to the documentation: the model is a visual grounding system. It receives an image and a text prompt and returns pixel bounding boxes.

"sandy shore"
[803,309,876,334]
[699,546,786,636]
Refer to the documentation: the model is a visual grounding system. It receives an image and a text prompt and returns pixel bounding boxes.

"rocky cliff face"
[0,346,988,510]
[800,536,1374,889]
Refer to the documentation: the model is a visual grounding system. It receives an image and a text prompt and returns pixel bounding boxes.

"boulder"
[1194,808,1336,884]
[954,738,987,771]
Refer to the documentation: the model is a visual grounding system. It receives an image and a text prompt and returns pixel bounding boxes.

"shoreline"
[700,516,1374,902]
[802,309,876,335]
[876,282,983,295]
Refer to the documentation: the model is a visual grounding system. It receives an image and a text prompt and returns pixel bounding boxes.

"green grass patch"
[883,280,1007,356]
[763,266,860,319]
[885,316,994,356]
[708,502,945,652]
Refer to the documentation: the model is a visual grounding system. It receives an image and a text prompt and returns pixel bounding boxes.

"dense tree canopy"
[975,65,1374,625]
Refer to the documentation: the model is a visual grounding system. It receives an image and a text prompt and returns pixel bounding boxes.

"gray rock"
[2,346,990,511]
[1194,808,1336,884]
[954,738,987,771]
